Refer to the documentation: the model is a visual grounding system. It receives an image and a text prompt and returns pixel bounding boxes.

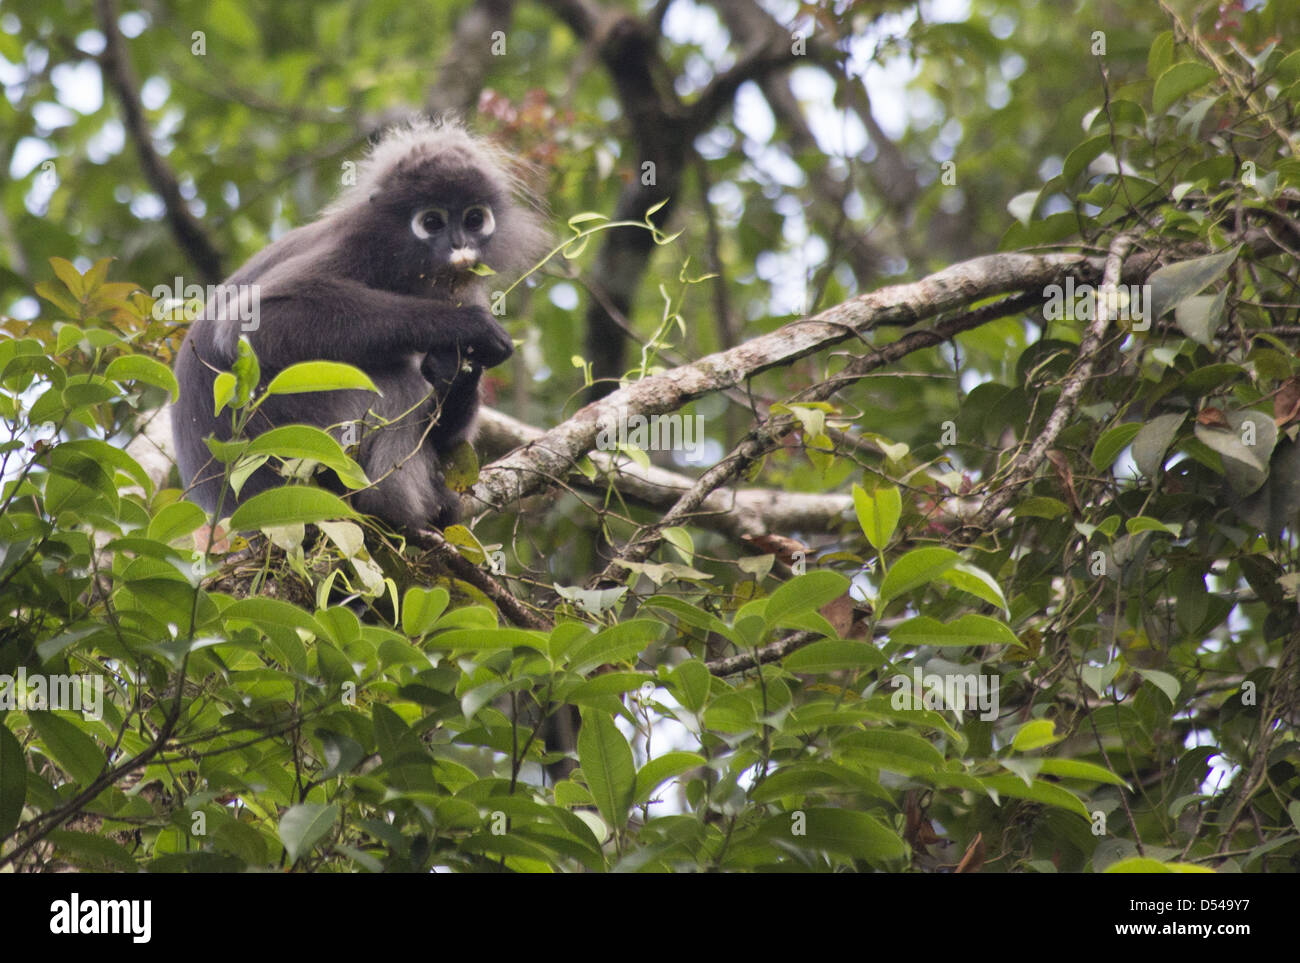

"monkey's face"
[410,200,496,283]
[371,159,508,298]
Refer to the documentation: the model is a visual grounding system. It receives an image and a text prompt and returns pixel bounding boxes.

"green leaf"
[0,723,28,839]
[1091,423,1142,471]
[1014,496,1070,519]
[278,803,339,864]
[148,500,208,543]
[1174,289,1226,345]
[1148,245,1241,319]
[980,774,1088,818]
[1104,857,1214,874]
[568,619,665,674]
[49,256,86,299]
[46,830,137,871]
[428,627,548,653]
[1152,61,1217,115]
[632,752,706,805]
[264,361,379,396]
[1136,668,1180,706]
[890,614,1021,648]
[670,660,711,713]
[1011,719,1062,751]
[577,709,635,829]
[759,808,907,863]
[402,586,449,637]
[645,596,732,639]
[764,570,849,628]
[29,711,107,784]
[228,487,357,529]
[853,484,901,551]
[939,562,1008,614]
[224,597,326,639]
[242,425,369,489]
[877,547,960,605]
[1036,758,1129,788]
[104,354,179,402]
[212,371,236,415]
[1147,31,1174,79]
[1131,412,1185,478]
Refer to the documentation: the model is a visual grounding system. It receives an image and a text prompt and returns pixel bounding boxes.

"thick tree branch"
[474,249,1124,514]
[473,407,854,538]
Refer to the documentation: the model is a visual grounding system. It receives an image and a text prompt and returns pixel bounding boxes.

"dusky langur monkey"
[172,119,547,530]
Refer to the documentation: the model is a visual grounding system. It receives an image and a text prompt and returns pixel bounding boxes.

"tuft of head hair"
[327,116,550,277]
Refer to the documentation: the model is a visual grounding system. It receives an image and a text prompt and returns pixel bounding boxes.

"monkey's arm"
[246,266,511,370]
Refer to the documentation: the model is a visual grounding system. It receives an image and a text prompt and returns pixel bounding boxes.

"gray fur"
[172,118,547,530]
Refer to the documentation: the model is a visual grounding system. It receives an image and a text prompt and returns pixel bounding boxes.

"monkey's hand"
[428,305,514,370]
[420,349,479,394]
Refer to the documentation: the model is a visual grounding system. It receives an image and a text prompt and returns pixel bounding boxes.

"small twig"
[411,528,552,630]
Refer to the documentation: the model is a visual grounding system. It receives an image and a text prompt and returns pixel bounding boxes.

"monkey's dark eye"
[463,205,495,237]
[411,207,449,239]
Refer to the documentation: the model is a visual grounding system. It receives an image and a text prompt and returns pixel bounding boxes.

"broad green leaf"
[1136,668,1181,705]
[758,808,907,863]
[1152,61,1216,115]
[1148,245,1241,319]
[402,586,449,637]
[1132,412,1185,478]
[980,774,1088,818]
[265,361,378,396]
[1104,857,1214,873]
[278,803,339,864]
[1014,496,1070,519]
[1091,423,1142,471]
[104,354,179,401]
[1037,758,1129,787]
[1011,719,1062,751]
[225,597,326,639]
[148,500,208,543]
[878,547,961,605]
[228,487,357,529]
[568,619,665,674]
[939,562,1008,614]
[853,484,901,551]
[670,660,711,713]
[578,710,635,829]
[765,570,849,628]
[29,711,107,784]
[244,426,368,489]
[645,597,732,639]
[632,752,706,805]
[890,614,1021,648]
[427,627,548,653]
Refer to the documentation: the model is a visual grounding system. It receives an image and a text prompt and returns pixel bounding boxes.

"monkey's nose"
[449,247,479,270]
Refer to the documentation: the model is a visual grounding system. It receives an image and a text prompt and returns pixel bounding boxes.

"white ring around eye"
[466,205,495,237]
[411,207,448,240]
